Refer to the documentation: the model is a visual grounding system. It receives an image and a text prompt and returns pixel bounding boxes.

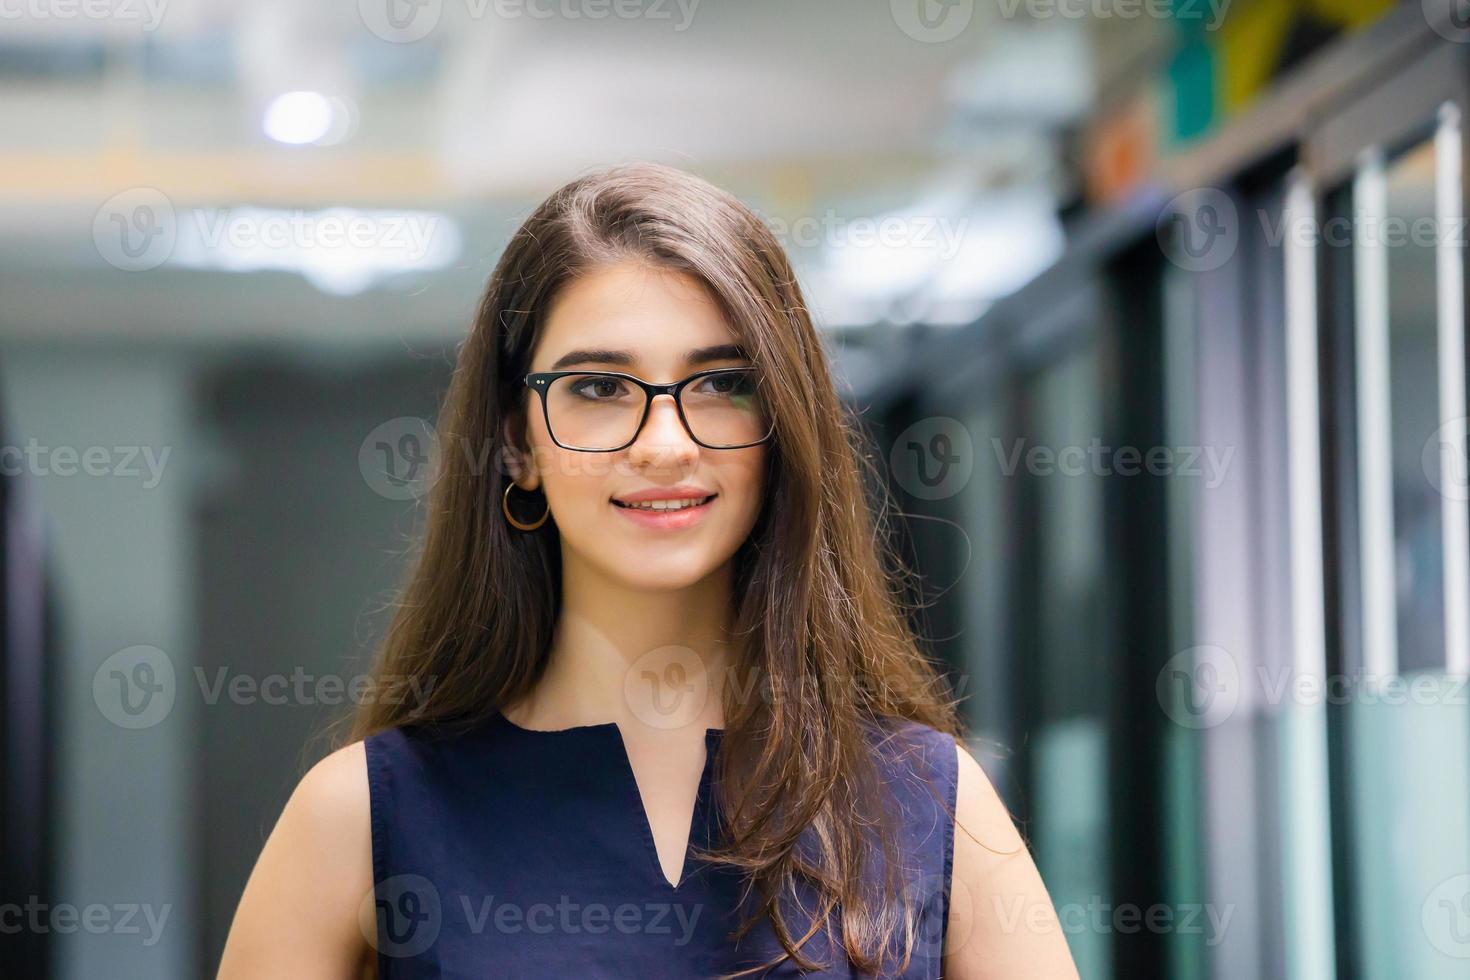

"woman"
[217,163,1078,979]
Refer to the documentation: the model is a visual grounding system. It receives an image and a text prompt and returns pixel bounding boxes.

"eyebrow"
[547,343,750,372]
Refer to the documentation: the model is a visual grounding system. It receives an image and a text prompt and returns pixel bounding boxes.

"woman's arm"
[216,741,376,980]
[943,741,1081,980]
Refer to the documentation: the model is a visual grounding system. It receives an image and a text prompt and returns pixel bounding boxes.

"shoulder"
[859,717,963,870]
[358,717,505,798]
[292,739,371,827]
[865,716,962,794]
[864,722,1020,841]
[862,721,1024,855]
[943,740,1081,979]
[272,740,374,887]
[264,739,375,907]
[866,715,959,758]
[950,740,1024,853]
[216,741,374,977]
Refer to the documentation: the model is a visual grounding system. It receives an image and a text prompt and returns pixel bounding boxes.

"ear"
[499,413,540,492]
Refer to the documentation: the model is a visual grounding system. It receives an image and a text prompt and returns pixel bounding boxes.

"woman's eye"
[570,376,627,399]
[699,372,755,396]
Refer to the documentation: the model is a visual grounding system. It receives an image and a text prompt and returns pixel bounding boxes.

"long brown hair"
[346,161,963,975]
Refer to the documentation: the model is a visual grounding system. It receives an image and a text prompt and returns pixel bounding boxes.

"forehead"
[531,261,745,372]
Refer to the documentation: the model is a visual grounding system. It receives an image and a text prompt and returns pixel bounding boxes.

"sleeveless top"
[364,712,959,979]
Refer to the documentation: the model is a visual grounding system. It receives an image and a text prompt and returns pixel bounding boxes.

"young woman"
[217,163,1078,979]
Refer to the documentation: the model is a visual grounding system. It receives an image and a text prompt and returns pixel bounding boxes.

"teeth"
[617,495,712,512]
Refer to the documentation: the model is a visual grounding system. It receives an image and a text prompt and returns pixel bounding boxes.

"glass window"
[1332,114,1470,980]
[1028,345,1112,980]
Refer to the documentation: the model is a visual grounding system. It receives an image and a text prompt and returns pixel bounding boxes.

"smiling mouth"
[611,494,717,512]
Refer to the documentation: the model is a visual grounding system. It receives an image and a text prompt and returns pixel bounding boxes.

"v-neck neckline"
[493,712,723,891]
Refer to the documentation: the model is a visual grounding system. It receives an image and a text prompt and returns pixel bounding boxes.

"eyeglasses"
[523,367,774,452]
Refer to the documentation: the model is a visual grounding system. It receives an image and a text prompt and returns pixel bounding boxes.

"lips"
[611,484,717,507]
[611,494,716,511]
[609,491,717,530]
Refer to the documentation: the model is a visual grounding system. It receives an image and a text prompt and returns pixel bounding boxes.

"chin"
[600,551,724,593]
[612,564,713,594]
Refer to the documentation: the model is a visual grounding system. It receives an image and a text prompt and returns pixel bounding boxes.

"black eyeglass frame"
[523,367,775,452]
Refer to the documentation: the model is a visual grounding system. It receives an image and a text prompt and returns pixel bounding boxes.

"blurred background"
[2,0,1468,977]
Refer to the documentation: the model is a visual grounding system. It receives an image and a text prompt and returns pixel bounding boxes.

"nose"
[628,393,699,468]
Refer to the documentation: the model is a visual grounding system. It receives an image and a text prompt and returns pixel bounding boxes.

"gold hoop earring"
[502,482,549,531]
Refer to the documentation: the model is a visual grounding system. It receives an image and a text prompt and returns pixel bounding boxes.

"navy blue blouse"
[364,712,958,978]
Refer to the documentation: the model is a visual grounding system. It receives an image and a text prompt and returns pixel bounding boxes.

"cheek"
[724,450,768,526]
[526,412,596,499]
[538,449,608,518]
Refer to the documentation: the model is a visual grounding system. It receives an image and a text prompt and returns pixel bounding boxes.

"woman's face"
[516,259,768,592]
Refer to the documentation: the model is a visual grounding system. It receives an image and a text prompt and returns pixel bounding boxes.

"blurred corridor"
[1,1,1467,978]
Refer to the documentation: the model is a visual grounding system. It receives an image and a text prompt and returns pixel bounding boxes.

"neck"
[507,556,733,734]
